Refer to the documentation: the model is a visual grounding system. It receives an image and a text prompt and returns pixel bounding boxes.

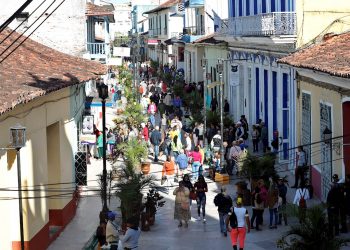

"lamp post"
[217,59,225,170]
[202,57,208,148]
[10,124,26,250]
[98,83,109,212]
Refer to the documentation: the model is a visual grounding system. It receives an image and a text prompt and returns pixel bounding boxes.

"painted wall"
[0,0,86,57]
[296,77,343,200]
[0,85,84,249]
[296,0,350,47]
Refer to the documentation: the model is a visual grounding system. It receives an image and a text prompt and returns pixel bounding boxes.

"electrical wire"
[0,0,57,58]
[0,0,66,64]
[0,0,34,33]
[0,0,48,45]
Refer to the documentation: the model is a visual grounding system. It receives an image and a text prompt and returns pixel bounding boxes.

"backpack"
[299,189,307,209]
[229,208,238,228]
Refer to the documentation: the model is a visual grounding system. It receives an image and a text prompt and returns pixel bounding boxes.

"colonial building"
[279,32,350,201]
[0,29,105,250]
[215,0,350,165]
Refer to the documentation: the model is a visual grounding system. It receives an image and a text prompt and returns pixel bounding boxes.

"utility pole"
[217,59,225,171]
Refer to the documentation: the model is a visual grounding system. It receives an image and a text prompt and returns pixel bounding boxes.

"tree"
[277,205,350,250]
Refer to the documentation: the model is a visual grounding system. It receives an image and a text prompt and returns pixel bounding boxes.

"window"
[271,0,276,12]
[238,0,243,16]
[262,0,267,13]
[253,0,258,14]
[246,0,250,15]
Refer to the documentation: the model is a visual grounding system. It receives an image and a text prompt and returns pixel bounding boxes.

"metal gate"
[320,103,332,201]
[75,144,88,186]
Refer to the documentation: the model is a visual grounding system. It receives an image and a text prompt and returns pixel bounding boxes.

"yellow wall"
[296,0,350,47]
[296,79,343,176]
[0,85,83,248]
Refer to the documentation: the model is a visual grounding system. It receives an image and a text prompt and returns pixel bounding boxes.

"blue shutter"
[271,0,276,12]
[262,0,267,13]
[246,0,250,15]
[281,0,286,11]
[239,0,243,16]
[232,0,236,17]
[264,70,268,126]
[272,71,277,130]
[254,0,258,14]
[255,68,260,122]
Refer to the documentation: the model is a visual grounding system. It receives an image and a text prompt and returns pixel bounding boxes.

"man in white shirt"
[106,211,121,250]
[226,198,250,250]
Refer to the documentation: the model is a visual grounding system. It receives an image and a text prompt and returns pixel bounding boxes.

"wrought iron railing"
[171,32,183,39]
[86,43,107,55]
[183,26,205,36]
[218,12,296,36]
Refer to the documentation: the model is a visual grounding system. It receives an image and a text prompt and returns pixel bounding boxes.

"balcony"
[171,32,183,40]
[149,29,162,37]
[218,12,296,37]
[182,26,205,43]
[86,43,108,59]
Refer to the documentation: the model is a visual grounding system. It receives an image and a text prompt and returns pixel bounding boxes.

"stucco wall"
[296,0,350,47]
[0,85,84,248]
[0,0,86,57]
[296,78,343,177]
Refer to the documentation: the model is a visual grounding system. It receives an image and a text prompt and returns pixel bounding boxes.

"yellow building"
[0,29,105,249]
[280,32,350,201]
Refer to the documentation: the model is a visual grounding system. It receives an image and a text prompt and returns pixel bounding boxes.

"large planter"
[141,162,151,175]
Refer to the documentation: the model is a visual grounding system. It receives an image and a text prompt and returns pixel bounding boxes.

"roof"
[192,33,221,44]
[0,29,107,116]
[278,32,350,78]
[143,0,180,14]
[86,2,115,18]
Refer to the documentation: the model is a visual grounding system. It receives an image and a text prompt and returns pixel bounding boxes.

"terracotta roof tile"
[278,32,350,78]
[192,33,221,44]
[86,2,114,16]
[144,0,180,14]
[0,29,107,116]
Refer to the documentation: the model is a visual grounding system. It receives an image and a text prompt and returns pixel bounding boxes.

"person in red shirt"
[141,123,149,142]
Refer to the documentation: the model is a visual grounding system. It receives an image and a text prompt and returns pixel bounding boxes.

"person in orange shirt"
[162,155,178,191]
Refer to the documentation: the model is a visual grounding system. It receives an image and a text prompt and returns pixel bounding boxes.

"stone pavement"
[138,154,294,250]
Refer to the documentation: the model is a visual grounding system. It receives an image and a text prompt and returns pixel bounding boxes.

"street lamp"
[217,59,225,171]
[98,83,109,212]
[201,57,208,148]
[10,124,26,250]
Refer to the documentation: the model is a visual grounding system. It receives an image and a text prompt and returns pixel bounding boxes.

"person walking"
[150,125,162,162]
[171,135,182,160]
[181,174,194,205]
[291,146,307,188]
[293,182,310,223]
[194,175,208,222]
[97,132,104,159]
[226,197,250,250]
[188,146,202,182]
[327,174,344,237]
[250,186,264,231]
[214,186,233,237]
[121,218,141,250]
[267,180,279,229]
[176,149,188,177]
[260,122,268,153]
[173,181,191,228]
[162,155,178,191]
[277,177,288,226]
[251,125,260,152]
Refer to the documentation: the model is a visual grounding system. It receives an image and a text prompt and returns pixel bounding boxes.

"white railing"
[86,43,107,55]
[218,12,296,37]
[171,32,183,39]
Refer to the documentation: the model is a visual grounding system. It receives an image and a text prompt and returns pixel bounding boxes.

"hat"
[108,211,117,220]
[236,197,243,204]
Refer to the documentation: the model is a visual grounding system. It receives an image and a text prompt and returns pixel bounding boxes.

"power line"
[0,0,58,59]
[0,0,48,45]
[0,0,66,64]
[0,0,34,33]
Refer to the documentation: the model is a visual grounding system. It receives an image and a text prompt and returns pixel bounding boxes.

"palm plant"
[116,138,148,170]
[277,205,350,250]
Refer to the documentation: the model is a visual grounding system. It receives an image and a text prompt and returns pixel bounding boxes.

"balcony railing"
[218,12,296,37]
[183,26,205,36]
[86,42,107,55]
[171,32,183,40]
[149,29,162,37]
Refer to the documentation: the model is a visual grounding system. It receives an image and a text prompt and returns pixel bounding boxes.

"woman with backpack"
[226,197,250,250]
[293,182,310,223]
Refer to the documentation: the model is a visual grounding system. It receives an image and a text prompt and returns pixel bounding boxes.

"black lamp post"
[10,124,26,250]
[98,83,109,212]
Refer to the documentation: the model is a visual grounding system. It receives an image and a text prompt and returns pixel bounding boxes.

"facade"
[110,1,132,37]
[215,0,350,165]
[144,0,184,65]
[279,32,350,201]
[0,29,106,250]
